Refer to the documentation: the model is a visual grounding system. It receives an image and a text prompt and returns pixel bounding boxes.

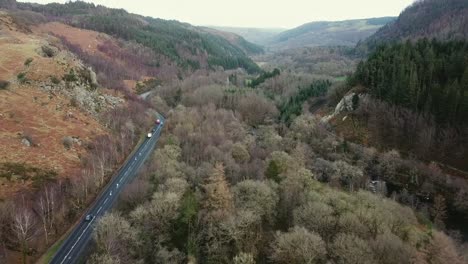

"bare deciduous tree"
[36,186,56,245]
[13,205,37,264]
[271,226,327,264]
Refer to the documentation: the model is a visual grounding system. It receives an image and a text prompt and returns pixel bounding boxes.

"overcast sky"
[19,0,415,28]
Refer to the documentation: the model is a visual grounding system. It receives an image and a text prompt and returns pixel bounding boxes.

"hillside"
[0,10,113,199]
[1,1,467,264]
[361,0,468,51]
[0,9,158,263]
[210,26,285,45]
[13,1,261,74]
[199,27,265,54]
[268,17,395,50]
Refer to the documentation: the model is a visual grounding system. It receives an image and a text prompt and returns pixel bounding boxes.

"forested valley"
[0,0,467,263]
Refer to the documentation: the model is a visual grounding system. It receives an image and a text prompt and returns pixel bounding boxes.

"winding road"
[49,118,164,264]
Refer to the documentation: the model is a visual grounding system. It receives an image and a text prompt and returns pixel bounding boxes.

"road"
[49,119,164,264]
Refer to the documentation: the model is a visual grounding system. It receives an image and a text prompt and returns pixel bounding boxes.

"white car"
[85,214,94,221]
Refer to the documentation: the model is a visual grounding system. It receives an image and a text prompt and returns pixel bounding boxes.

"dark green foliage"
[172,190,199,256]
[265,160,281,183]
[352,94,359,110]
[280,80,331,124]
[249,68,280,88]
[353,40,468,125]
[63,69,78,83]
[17,72,27,83]
[0,80,9,90]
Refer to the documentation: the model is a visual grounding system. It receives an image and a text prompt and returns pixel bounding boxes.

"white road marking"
[60,218,95,264]
[57,124,164,263]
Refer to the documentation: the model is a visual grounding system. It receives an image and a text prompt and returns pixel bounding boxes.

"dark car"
[85,214,94,221]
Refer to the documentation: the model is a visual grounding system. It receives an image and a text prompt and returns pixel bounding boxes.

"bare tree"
[13,205,37,264]
[36,186,56,245]
[271,226,327,264]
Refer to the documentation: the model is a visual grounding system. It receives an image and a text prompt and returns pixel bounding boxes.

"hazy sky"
[20,0,415,28]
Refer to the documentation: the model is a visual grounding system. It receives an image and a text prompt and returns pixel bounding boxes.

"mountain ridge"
[360,0,468,51]
[8,0,263,74]
[266,17,396,50]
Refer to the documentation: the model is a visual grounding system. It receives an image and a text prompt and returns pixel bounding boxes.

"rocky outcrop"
[38,64,123,116]
[321,93,369,123]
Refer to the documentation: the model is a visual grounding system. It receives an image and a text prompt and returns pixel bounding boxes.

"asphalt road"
[49,119,164,264]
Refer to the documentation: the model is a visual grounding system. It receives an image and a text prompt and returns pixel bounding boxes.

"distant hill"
[267,17,395,50]
[361,0,468,51]
[13,1,261,73]
[200,27,264,54]
[210,26,285,45]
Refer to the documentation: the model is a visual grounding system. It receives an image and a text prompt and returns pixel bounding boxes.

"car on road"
[155,119,161,125]
[147,132,152,138]
[85,214,94,221]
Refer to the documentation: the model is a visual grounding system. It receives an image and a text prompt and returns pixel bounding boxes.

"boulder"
[21,138,31,147]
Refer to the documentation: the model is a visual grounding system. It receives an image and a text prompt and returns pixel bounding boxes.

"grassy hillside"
[360,0,468,52]
[268,17,395,50]
[0,9,162,263]
[15,1,261,74]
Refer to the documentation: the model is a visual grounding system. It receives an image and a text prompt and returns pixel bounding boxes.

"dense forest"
[83,72,467,264]
[279,80,330,124]
[249,69,281,88]
[352,39,468,126]
[360,0,468,52]
[1,0,468,263]
[14,1,262,74]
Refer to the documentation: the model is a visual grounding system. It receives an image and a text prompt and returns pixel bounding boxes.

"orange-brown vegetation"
[0,14,107,199]
[0,86,105,199]
[34,22,108,57]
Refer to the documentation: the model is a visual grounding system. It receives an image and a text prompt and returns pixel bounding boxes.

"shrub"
[24,58,33,66]
[62,136,74,150]
[41,45,56,57]
[50,76,61,84]
[63,69,78,83]
[17,72,27,83]
[0,80,9,90]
